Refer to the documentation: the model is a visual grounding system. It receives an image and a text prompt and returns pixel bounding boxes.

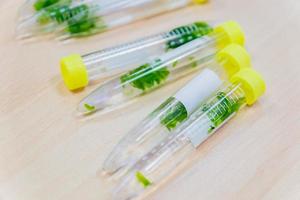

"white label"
[174,69,222,115]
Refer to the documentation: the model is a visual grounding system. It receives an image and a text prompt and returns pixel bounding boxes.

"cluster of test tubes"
[61,21,245,113]
[112,68,265,200]
[15,0,267,199]
[16,0,207,40]
[56,19,266,200]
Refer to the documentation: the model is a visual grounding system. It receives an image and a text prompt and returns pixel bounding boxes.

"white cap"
[174,69,222,114]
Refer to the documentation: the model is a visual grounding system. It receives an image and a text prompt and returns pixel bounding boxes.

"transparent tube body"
[16,0,196,40]
[102,63,228,175]
[113,83,247,200]
[18,0,73,21]
[17,0,118,22]
[78,35,221,114]
[82,21,213,80]
[103,97,189,176]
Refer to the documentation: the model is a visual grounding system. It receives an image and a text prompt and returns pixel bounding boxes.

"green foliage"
[120,61,170,91]
[67,16,97,34]
[37,3,105,35]
[160,97,188,131]
[42,4,89,23]
[166,21,213,50]
[34,0,72,11]
[188,56,198,68]
[84,103,95,112]
[34,0,60,11]
[202,92,245,133]
[136,171,151,188]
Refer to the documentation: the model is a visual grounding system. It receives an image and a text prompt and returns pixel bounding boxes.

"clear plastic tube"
[76,24,246,114]
[112,69,266,200]
[102,68,224,176]
[18,0,72,21]
[61,21,213,87]
[77,36,219,114]
[17,0,118,22]
[101,44,250,176]
[16,0,205,40]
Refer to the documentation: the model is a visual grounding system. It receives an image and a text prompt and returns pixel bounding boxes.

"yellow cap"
[216,44,251,78]
[230,68,266,105]
[60,54,89,90]
[192,0,208,4]
[213,21,245,48]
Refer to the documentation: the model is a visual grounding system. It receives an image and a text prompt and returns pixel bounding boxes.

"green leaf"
[188,56,198,68]
[84,103,95,112]
[166,21,213,50]
[120,62,170,91]
[34,0,60,11]
[38,4,89,24]
[136,171,151,188]
[37,3,104,35]
[202,92,245,133]
[160,97,188,131]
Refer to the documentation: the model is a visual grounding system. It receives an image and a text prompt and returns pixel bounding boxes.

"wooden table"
[1,0,300,199]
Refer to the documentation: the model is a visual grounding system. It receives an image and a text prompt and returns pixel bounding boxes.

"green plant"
[67,16,97,34]
[34,0,72,11]
[37,3,104,35]
[84,103,95,112]
[202,92,245,133]
[166,22,213,50]
[136,171,151,188]
[160,97,188,131]
[120,61,170,91]
[38,4,89,23]
[34,0,60,11]
[188,56,198,68]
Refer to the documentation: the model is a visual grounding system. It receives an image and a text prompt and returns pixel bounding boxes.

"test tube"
[18,0,71,21]
[17,0,116,22]
[113,68,266,200]
[60,20,215,90]
[102,44,251,176]
[76,23,245,114]
[16,0,208,40]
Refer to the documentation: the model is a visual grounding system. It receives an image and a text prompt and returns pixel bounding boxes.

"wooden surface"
[1,0,300,199]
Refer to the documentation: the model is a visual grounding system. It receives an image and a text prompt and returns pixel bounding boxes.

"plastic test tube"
[102,44,251,176]
[16,0,207,40]
[113,68,266,200]
[18,0,72,21]
[76,22,245,114]
[17,0,117,22]
[60,20,214,90]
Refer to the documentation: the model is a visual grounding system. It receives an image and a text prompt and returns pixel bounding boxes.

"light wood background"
[1,0,300,199]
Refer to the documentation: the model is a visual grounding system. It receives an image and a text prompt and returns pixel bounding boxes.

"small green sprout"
[202,92,245,133]
[172,60,179,68]
[120,61,170,91]
[136,171,151,188]
[37,3,104,36]
[34,0,60,11]
[84,103,95,112]
[159,97,188,131]
[166,22,213,50]
[188,56,198,68]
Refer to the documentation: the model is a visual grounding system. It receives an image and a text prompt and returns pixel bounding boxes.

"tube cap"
[216,44,251,77]
[214,21,245,48]
[60,54,88,90]
[192,0,208,4]
[230,68,266,105]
